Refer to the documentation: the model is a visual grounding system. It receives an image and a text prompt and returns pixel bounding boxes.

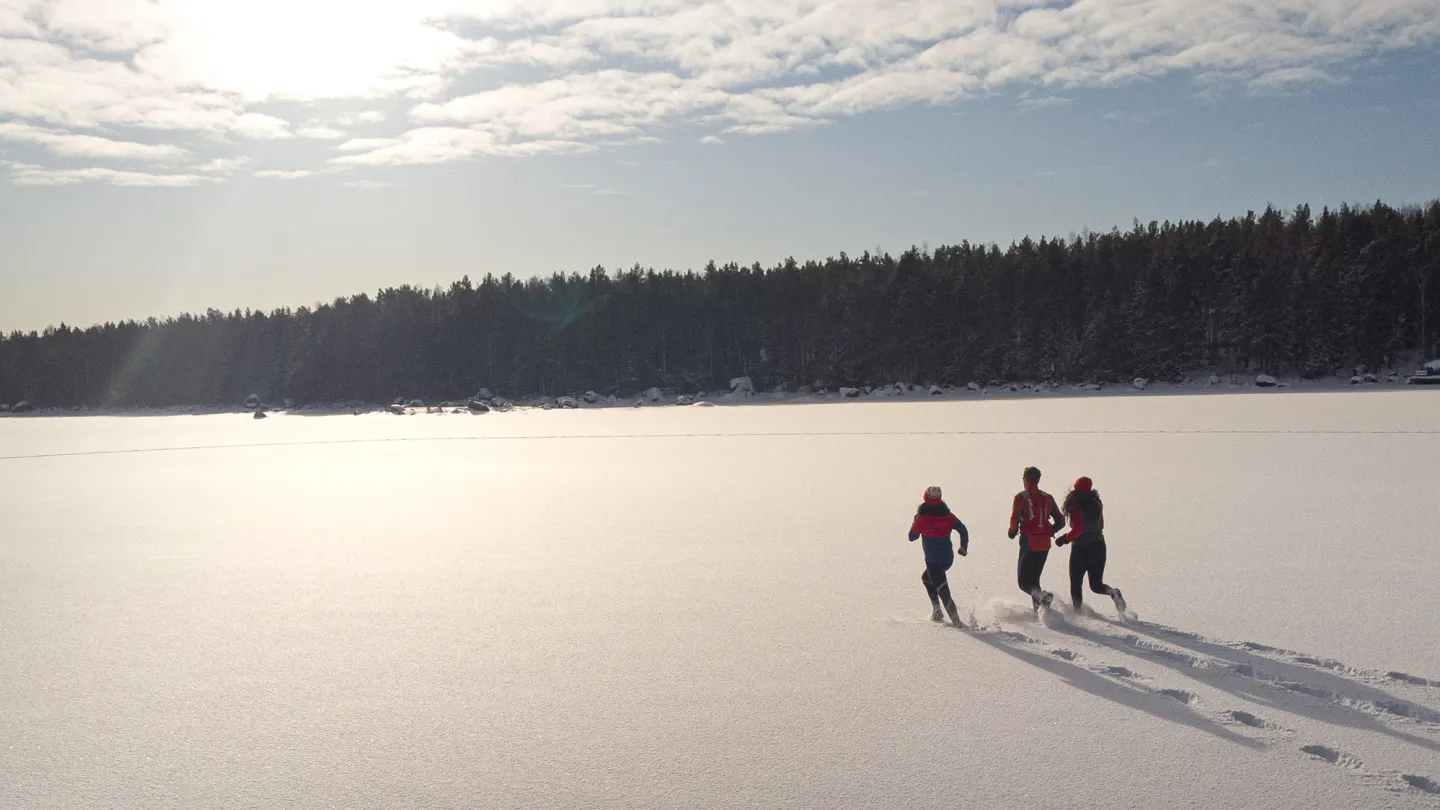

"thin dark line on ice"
[1,429,1436,461]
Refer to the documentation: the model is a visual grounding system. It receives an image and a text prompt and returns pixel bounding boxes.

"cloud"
[195,156,249,174]
[335,110,388,126]
[1018,95,1072,111]
[336,137,401,152]
[1248,66,1338,91]
[700,134,723,144]
[342,179,392,188]
[0,0,1436,181]
[332,127,590,166]
[297,126,346,139]
[231,113,293,139]
[253,169,319,179]
[5,161,220,187]
[0,121,188,160]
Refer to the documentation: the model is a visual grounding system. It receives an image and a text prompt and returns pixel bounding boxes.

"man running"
[1008,466,1064,611]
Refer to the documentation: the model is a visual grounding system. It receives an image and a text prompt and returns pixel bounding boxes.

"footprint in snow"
[1222,710,1279,730]
[1159,689,1198,705]
[1401,774,1440,795]
[1386,671,1440,688]
[1300,744,1363,769]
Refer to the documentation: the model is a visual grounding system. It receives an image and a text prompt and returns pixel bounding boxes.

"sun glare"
[145,0,468,101]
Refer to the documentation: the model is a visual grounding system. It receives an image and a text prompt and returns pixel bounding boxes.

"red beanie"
[1074,476,1093,492]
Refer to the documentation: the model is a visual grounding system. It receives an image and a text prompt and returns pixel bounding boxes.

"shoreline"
[1,373,1434,419]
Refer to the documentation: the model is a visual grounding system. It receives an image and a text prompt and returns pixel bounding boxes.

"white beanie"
[925,485,942,499]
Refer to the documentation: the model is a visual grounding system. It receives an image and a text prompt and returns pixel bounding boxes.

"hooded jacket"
[908,495,969,567]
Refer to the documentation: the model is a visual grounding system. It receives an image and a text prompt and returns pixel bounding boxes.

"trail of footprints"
[975,619,1440,801]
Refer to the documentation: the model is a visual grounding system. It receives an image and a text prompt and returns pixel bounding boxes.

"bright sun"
[140,0,469,101]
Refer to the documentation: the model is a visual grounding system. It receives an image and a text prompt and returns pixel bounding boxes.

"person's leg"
[1019,547,1049,607]
[921,568,941,606]
[1087,541,1113,595]
[1017,548,1033,595]
[1087,541,1126,612]
[1032,549,1051,605]
[1069,545,1088,608]
[932,565,961,623]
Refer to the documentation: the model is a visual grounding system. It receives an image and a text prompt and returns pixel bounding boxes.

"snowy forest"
[2,200,1438,408]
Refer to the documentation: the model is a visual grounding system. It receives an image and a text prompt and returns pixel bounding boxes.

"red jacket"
[911,508,961,538]
[1009,486,1063,552]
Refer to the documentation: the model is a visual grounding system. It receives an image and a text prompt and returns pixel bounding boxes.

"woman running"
[1055,476,1127,615]
[908,486,970,626]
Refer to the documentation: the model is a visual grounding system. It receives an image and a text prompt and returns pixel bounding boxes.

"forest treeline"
[2,200,1438,408]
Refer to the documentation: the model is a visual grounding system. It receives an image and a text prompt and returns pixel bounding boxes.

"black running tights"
[922,566,954,607]
[1069,540,1114,607]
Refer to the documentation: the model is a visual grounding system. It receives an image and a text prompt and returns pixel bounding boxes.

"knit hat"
[924,485,942,500]
[1073,476,1093,492]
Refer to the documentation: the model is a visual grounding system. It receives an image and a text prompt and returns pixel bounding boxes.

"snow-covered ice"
[2,391,1439,809]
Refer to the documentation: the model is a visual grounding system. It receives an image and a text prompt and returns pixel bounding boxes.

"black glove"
[1055,537,1070,547]
[1007,528,1017,540]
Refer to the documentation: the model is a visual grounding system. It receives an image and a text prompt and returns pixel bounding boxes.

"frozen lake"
[3,391,1439,808]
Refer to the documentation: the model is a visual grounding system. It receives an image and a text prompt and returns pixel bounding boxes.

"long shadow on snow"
[963,627,1263,750]
[1047,615,1440,755]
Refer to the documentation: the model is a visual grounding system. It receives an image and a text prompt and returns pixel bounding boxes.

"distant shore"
[2,371,1433,419]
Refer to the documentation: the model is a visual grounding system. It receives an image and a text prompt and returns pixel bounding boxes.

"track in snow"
[907,602,1440,804]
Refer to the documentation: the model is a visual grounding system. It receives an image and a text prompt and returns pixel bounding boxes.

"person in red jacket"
[1055,476,1127,615]
[908,486,970,626]
[1007,466,1064,611]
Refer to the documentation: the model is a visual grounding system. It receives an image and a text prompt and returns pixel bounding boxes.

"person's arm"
[953,518,969,554]
[909,516,920,542]
[1048,496,1066,536]
[1007,495,1021,539]
[1060,509,1082,544]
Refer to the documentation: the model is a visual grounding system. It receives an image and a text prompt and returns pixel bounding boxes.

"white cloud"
[342,179,392,188]
[1,0,1437,180]
[231,113,293,139]
[253,169,319,179]
[5,160,220,187]
[700,134,723,144]
[195,156,249,174]
[411,70,729,141]
[1249,66,1338,90]
[336,137,401,152]
[335,110,388,126]
[1018,95,1072,111]
[297,126,346,139]
[0,121,188,160]
[332,126,590,166]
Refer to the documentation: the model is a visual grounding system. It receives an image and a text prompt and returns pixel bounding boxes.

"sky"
[1,0,1438,333]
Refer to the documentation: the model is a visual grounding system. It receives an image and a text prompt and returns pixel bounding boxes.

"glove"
[1055,537,1070,547]
[1007,528,1017,540]
[958,546,968,556]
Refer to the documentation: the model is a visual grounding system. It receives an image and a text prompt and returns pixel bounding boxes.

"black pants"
[1069,540,1114,607]
[921,562,956,605]
[1017,546,1049,604]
